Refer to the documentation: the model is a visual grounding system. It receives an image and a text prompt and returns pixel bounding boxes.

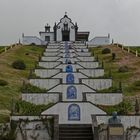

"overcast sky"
[0,0,140,46]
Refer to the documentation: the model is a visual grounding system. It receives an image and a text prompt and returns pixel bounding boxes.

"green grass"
[0,45,44,122]
[90,46,140,96]
[0,46,6,53]
[13,100,54,116]
[124,46,140,55]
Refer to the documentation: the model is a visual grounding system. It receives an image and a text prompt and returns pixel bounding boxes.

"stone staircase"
[59,124,93,140]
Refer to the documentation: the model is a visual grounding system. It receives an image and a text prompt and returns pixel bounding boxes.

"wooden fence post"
[128,47,130,53]
[5,47,7,52]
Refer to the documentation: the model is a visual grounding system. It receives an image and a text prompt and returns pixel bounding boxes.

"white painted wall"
[88,36,110,46]
[40,32,54,42]
[22,36,44,45]
[56,17,75,41]
[42,102,106,124]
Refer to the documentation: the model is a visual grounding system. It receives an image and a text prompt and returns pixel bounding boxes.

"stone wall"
[48,84,95,101]
[47,45,60,49]
[56,64,83,72]
[52,73,87,83]
[22,93,60,105]
[42,102,106,124]
[82,79,112,90]
[39,61,61,68]
[85,93,122,105]
[79,69,104,77]
[45,48,60,52]
[30,79,60,90]
[41,56,61,61]
[76,52,91,56]
[44,52,59,56]
[96,116,140,131]
[77,61,99,68]
[77,56,95,61]
[35,69,60,78]
[11,116,51,140]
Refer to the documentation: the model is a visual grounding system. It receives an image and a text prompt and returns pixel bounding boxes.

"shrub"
[12,60,26,70]
[112,53,116,60]
[134,80,140,87]
[21,84,47,93]
[0,79,8,86]
[30,43,36,46]
[102,48,111,54]
[118,66,128,73]
[14,101,54,115]
[105,101,133,115]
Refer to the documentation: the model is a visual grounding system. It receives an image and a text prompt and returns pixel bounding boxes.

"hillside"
[90,45,140,98]
[0,45,44,122]
[0,44,140,122]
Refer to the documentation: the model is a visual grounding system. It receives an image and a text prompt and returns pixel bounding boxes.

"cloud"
[0,0,140,45]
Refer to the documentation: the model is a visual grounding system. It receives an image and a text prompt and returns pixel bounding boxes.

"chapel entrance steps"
[59,124,94,140]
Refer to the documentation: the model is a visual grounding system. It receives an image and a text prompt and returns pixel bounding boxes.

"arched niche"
[67,86,77,99]
[65,65,73,72]
[68,104,80,121]
[66,73,74,84]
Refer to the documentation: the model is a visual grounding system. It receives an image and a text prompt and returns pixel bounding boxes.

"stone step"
[59,132,93,136]
[59,136,93,140]
[59,129,91,133]
[59,124,93,140]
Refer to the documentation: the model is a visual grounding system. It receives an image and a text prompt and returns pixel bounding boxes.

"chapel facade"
[39,13,89,42]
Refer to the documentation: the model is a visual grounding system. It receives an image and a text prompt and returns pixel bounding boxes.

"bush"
[112,53,116,60]
[102,48,111,54]
[106,101,133,115]
[134,80,140,87]
[118,66,128,73]
[0,79,8,86]
[14,101,54,115]
[30,43,36,46]
[12,60,26,70]
[21,84,47,93]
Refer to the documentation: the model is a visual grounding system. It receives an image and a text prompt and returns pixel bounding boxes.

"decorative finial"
[65,12,67,15]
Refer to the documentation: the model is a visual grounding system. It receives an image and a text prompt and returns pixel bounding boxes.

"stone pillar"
[53,115,59,140]
[136,50,138,57]
[128,47,130,53]
[92,115,99,140]
[108,112,124,140]
[107,124,124,140]
[5,47,7,52]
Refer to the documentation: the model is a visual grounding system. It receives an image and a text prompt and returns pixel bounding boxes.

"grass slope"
[90,45,140,97]
[0,45,44,122]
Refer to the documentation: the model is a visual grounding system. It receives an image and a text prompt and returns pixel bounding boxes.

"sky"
[0,0,140,46]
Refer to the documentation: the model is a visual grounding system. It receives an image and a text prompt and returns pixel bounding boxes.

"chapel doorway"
[62,31,70,41]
